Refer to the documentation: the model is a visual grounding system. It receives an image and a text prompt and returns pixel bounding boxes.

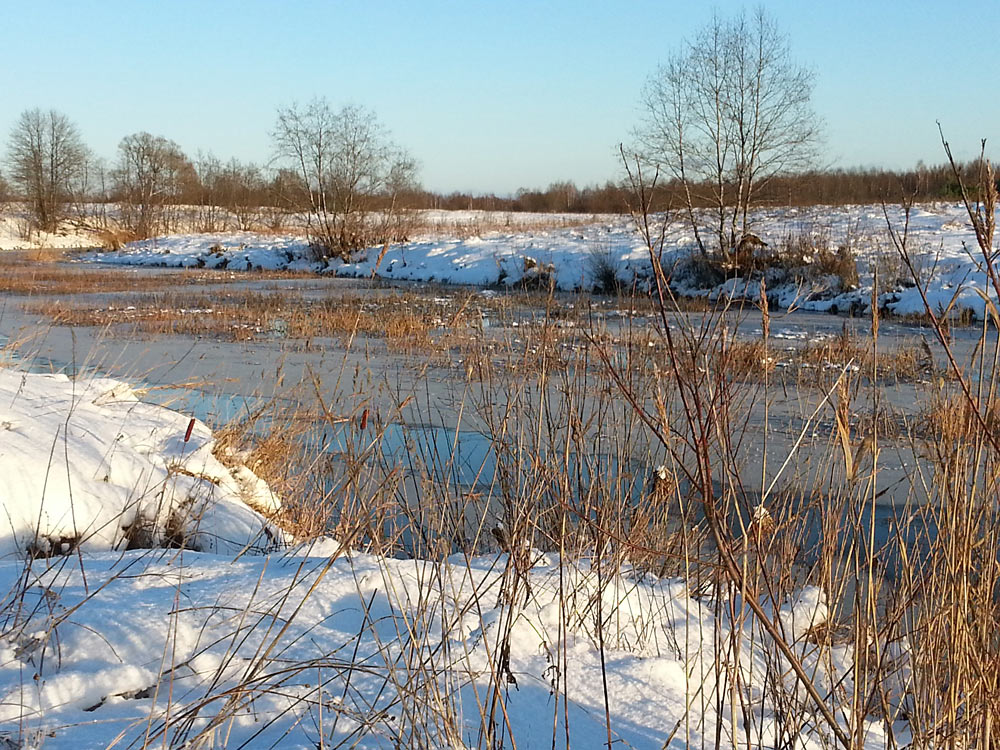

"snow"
[0,365,907,748]
[0,550,902,749]
[80,202,999,321]
[81,223,653,288]
[0,215,98,251]
[0,369,284,558]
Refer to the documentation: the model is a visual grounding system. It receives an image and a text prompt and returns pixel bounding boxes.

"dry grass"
[93,225,142,250]
[917,388,1000,444]
[795,330,929,381]
[0,254,308,295]
[6,180,1000,746]
[26,291,442,351]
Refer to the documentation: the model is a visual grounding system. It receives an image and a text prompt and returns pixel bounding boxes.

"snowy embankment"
[82,202,1000,319]
[82,223,654,289]
[0,369,283,557]
[0,215,97,252]
[0,368,906,748]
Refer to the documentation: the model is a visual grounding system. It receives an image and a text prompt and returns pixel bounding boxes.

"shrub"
[586,245,622,294]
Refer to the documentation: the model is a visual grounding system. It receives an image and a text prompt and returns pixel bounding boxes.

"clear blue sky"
[2,0,997,194]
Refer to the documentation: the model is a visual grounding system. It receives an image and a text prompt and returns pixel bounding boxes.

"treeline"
[409,181,627,214]
[2,107,993,249]
[408,162,992,215]
[1,104,420,256]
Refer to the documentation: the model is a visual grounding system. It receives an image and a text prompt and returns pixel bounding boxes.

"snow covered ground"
[0,367,906,748]
[0,369,283,558]
[0,206,593,253]
[80,202,999,319]
[0,214,98,252]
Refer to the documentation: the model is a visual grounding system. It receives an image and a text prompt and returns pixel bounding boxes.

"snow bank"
[0,215,98,251]
[83,203,999,321]
[82,221,655,289]
[81,231,319,271]
[0,368,285,558]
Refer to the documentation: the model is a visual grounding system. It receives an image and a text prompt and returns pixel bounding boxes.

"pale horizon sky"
[2,0,997,195]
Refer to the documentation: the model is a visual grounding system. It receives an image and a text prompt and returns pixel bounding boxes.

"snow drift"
[0,369,285,558]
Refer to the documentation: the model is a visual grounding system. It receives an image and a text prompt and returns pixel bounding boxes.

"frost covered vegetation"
[0,164,997,749]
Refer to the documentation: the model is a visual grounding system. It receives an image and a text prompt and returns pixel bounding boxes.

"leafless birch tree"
[637,8,820,258]
[114,132,193,238]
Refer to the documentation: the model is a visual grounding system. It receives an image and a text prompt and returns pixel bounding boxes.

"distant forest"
[409,161,994,214]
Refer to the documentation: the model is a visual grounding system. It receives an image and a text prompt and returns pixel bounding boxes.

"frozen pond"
[1,262,987,566]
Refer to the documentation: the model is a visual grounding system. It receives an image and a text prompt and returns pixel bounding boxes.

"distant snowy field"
[0,214,97,251]
[74,203,999,318]
[0,369,906,749]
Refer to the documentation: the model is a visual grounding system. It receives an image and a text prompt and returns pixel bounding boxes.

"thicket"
[341,160,1000,215]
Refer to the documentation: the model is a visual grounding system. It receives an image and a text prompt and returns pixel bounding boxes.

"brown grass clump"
[791,330,930,385]
[722,339,776,379]
[888,306,978,329]
[775,229,860,290]
[665,327,930,387]
[210,400,341,539]
[0,254,303,295]
[27,290,444,351]
[796,331,868,370]
[917,389,1000,445]
[95,226,142,251]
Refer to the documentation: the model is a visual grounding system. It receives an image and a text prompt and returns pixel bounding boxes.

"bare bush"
[191,153,227,232]
[218,159,268,230]
[774,228,859,290]
[114,132,194,239]
[272,99,419,261]
[586,245,623,294]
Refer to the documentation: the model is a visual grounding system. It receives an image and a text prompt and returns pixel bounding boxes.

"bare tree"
[191,152,226,232]
[5,108,89,232]
[272,99,418,260]
[216,159,267,231]
[261,167,306,231]
[114,132,193,238]
[637,8,820,258]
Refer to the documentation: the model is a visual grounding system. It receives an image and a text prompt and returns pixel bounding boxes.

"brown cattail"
[650,464,674,503]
